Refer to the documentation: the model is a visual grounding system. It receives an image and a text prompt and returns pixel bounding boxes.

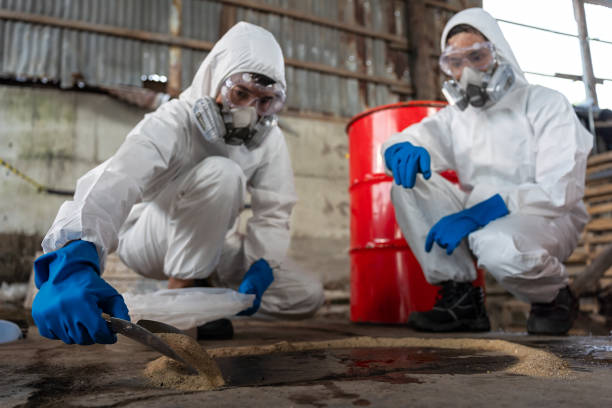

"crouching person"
[32,22,324,345]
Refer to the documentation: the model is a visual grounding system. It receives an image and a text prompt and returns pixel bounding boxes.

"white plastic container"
[0,320,22,344]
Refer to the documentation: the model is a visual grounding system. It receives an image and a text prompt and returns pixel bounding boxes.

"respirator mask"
[439,41,515,110]
[193,72,286,150]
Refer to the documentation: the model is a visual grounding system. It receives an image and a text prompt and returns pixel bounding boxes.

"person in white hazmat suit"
[382,8,592,335]
[30,22,324,345]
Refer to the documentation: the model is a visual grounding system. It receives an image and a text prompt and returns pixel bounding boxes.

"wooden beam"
[0,9,216,50]
[284,58,413,94]
[407,0,438,100]
[585,183,612,198]
[587,161,612,175]
[217,0,409,47]
[424,0,462,13]
[0,9,412,93]
[588,150,612,167]
[566,248,589,263]
[586,217,612,231]
[168,0,183,97]
[586,233,612,245]
[588,202,612,216]
[586,193,612,205]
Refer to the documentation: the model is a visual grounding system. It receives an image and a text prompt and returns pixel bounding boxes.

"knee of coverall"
[298,277,325,318]
[390,182,415,201]
[470,227,517,280]
[259,271,325,319]
[390,182,418,209]
[179,156,246,206]
[469,226,560,303]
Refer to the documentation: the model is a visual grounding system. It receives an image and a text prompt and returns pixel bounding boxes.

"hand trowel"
[102,314,198,375]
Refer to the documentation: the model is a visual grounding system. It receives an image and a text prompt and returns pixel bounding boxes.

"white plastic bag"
[122,287,255,330]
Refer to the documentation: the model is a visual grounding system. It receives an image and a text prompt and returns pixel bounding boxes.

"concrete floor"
[2,317,612,408]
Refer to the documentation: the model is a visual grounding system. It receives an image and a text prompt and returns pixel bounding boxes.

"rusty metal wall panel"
[181,48,208,89]
[2,21,14,76]
[0,0,415,116]
[181,47,193,89]
[368,82,395,107]
[340,1,359,114]
[0,21,61,82]
[0,0,174,88]
[182,0,221,42]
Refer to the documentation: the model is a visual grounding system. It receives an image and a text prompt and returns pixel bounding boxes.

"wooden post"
[407,0,437,100]
[168,0,182,97]
[220,2,237,37]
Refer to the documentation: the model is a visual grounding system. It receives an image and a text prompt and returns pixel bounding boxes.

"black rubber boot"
[527,286,578,335]
[197,318,234,340]
[408,281,490,332]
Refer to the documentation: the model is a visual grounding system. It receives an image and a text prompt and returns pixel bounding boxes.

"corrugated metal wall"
[0,0,176,88]
[0,0,478,117]
[231,0,408,116]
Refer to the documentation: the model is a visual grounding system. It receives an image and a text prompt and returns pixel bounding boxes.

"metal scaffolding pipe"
[573,0,599,107]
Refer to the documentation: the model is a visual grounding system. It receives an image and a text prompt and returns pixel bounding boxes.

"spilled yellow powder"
[144,335,572,391]
[207,336,572,379]
[144,333,225,391]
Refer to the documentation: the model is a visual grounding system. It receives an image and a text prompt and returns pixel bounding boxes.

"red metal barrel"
[346,101,483,324]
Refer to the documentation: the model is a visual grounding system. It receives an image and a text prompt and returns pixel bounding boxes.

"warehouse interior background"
[1,0,612,330]
[3,1,612,407]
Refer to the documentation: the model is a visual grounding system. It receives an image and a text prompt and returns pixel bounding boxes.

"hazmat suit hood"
[440,8,527,86]
[180,22,286,105]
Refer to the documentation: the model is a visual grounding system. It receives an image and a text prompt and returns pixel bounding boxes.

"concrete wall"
[0,85,145,235]
[283,116,349,240]
[0,85,350,285]
[281,115,350,286]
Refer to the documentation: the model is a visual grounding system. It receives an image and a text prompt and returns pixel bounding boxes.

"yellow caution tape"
[0,157,74,196]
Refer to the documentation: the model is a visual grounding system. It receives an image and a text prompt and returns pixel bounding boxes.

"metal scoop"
[136,319,185,335]
[102,314,198,375]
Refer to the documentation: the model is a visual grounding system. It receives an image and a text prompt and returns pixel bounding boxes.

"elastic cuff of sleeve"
[58,240,101,275]
[473,194,510,225]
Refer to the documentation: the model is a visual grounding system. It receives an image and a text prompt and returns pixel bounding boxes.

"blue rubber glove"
[384,141,431,188]
[425,194,509,255]
[237,259,274,316]
[32,240,130,345]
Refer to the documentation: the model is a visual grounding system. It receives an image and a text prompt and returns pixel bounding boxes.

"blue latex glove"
[237,259,274,316]
[32,240,130,345]
[384,141,431,188]
[425,194,509,255]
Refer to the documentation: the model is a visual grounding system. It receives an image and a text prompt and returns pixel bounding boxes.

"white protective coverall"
[382,8,593,304]
[41,22,324,318]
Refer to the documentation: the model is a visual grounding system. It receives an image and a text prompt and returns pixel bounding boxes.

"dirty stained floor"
[1,318,612,407]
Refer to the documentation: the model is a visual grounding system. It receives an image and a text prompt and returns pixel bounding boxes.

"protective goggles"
[220,72,286,117]
[439,42,496,79]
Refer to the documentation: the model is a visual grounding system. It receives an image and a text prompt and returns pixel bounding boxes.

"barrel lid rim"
[345,100,447,133]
